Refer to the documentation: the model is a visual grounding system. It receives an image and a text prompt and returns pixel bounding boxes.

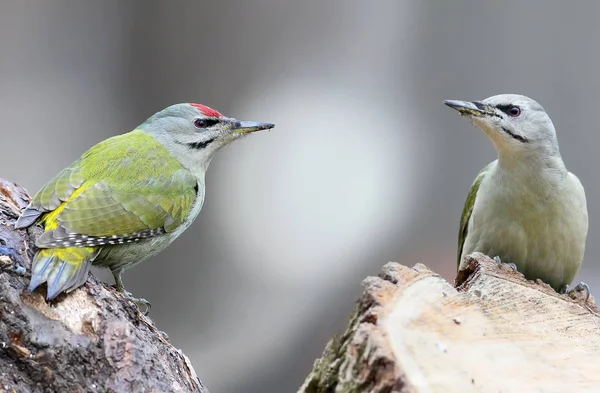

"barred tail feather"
[29,248,99,300]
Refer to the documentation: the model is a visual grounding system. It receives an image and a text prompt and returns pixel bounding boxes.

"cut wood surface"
[300,253,600,393]
[0,179,209,393]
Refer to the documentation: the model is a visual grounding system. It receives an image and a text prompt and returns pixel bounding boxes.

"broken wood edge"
[298,253,597,392]
[298,263,437,393]
[0,179,209,392]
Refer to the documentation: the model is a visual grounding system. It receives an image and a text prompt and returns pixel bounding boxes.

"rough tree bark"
[0,179,209,393]
[299,253,600,393]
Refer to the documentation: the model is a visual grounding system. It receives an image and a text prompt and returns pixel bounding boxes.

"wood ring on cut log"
[300,253,599,393]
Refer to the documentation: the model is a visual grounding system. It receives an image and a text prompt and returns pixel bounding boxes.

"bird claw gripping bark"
[113,285,151,315]
[0,246,25,275]
[123,291,152,315]
[0,246,17,260]
[566,282,591,302]
[113,270,151,315]
[493,256,518,272]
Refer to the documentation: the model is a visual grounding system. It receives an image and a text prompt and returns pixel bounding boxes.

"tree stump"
[300,253,600,393]
[0,179,209,393]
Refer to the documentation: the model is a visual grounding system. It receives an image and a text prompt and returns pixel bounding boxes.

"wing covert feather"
[18,131,198,247]
[457,162,494,268]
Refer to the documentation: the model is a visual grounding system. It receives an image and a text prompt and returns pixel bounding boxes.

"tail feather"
[28,254,56,291]
[29,248,98,300]
[14,207,43,229]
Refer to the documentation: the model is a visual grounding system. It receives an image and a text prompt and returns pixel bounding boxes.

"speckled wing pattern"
[17,130,198,247]
[457,162,493,269]
[16,130,198,300]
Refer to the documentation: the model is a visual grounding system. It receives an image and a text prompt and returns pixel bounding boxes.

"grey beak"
[233,121,275,133]
[444,100,487,117]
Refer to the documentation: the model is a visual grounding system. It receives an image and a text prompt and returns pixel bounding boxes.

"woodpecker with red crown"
[15,103,275,312]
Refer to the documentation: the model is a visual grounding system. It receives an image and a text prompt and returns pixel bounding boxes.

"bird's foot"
[0,246,17,262]
[122,291,152,315]
[0,246,25,274]
[566,282,590,302]
[112,270,151,315]
[112,283,152,315]
[493,255,518,272]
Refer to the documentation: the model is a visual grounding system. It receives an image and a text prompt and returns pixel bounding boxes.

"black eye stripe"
[496,104,521,117]
[194,118,219,128]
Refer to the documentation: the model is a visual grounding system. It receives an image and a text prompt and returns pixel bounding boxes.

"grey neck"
[140,124,215,180]
[495,146,568,193]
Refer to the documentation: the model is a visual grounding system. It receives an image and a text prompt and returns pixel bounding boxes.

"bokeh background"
[1,1,598,392]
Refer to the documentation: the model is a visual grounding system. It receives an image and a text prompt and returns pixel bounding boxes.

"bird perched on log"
[444,94,588,296]
[15,103,274,311]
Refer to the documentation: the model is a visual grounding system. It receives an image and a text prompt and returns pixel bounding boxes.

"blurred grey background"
[1,1,598,392]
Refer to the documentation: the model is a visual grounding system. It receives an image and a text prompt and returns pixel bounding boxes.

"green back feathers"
[17,129,199,300]
[17,130,198,247]
[457,162,493,269]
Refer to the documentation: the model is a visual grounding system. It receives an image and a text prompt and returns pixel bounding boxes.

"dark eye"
[194,118,219,128]
[508,106,521,117]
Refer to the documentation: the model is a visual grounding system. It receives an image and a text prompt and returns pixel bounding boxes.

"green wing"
[16,130,198,248]
[15,165,85,227]
[457,162,493,269]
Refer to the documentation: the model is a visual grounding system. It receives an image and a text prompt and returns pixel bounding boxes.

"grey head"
[444,94,560,157]
[140,103,274,176]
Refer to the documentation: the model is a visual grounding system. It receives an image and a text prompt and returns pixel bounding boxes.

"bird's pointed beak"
[444,100,489,118]
[232,121,275,133]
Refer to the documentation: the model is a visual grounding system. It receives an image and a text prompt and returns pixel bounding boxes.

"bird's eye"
[194,118,219,129]
[508,106,521,117]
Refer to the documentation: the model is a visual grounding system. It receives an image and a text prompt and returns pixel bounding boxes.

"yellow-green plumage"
[15,102,275,306]
[457,162,492,268]
[19,130,197,299]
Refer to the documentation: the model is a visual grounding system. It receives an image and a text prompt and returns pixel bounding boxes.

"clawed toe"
[504,262,518,272]
[123,292,151,315]
[112,270,151,315]
[493,256,518,272]
[567,282,590,302]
